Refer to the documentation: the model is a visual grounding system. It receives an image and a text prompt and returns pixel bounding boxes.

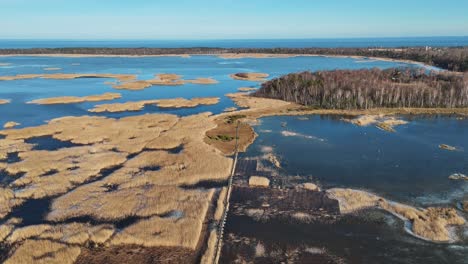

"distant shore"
[0,46,466,71]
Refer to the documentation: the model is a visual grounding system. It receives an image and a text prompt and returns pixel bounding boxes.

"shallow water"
[244,115,468,206]
[0,55,426,127]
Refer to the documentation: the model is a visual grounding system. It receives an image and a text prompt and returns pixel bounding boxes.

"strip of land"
[0,47,466,71]
[88,97,220,113]
[28,93,122,105]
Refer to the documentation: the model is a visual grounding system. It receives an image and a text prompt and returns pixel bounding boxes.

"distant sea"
[0,36,467,49]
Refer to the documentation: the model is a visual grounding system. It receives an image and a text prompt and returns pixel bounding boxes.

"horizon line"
[0,36,467,41]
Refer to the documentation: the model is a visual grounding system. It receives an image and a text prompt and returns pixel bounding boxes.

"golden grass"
[0,99,10,104]
[302,183,320,191]
[214,187,228,221]
[230,72,269,82]
[0,188,22,218]
[28,92,121,105]
[0,111,234,259]
[200,230,218,264]
[249,176,270,187]
[4,239,81,264]
[88,97,219,113]
[88,100,159,112]
[110,189,214,249]
[327,188,466,242]
[0,223,14,242]
[111,74,217,90]
[6,222,115,246]
[154,97,220,108]
[3,122,20,129]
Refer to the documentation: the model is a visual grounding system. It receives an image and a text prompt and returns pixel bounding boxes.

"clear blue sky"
[1,0,467,39]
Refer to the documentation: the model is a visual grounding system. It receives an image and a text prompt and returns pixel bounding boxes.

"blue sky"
[1,0,467,39]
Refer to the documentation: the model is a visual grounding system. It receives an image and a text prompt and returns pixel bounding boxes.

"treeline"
[0,47,466,71]
[253,68,468,109]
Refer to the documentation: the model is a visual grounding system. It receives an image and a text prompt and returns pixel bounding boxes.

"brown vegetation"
[230,73,269,82]
[327,188,466,242]
[28,93,121,105]
[5,239,81,264]
[0,112,233,262]
[89,97,219,113]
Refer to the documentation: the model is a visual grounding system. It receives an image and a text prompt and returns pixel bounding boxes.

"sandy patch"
[249,176,270,187]
[238,87,257,92]
[439,144,458,151]
[344,115,408,132]
[3,122,20,129]
[28,92,121,105]
[218,53,296,59]
[327,188,465,242]
[224,107,237,112]
[448,173,468,181]
[43,67,62,71]
[230,73,269,82]
[0,99,11,104]
[0,63,11,66]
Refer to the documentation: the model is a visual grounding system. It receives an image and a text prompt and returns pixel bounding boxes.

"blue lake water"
[0,36,467,49]
[244,115,468,207]
[0,55,426,127]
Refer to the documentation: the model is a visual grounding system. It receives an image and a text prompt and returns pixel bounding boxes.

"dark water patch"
[180,180,228,190]
[0,135,5,140]
[168,144,184,154]
[40,169,59,177]
[247,115,468,205]
[141,165,161,172]
[8,197,54,227]
[0,170,15,186]
[57,210,179,230]
[25,136,80,151]
[60,214,147,230]
[223,211,468,264]
[0,152,20,163]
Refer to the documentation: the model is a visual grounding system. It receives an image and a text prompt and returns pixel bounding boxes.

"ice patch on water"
[414,183,468,205]
[281,130,325,141]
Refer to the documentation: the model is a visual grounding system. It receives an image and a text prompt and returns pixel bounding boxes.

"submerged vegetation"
[254,68,468,109]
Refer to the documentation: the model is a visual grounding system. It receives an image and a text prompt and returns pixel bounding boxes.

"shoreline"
[0,53,441,70]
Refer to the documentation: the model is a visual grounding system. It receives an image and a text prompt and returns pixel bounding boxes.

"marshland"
[0,51,467,264]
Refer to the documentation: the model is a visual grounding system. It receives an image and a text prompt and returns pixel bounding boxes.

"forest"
[0,47,466,71]
[253,68,468,109]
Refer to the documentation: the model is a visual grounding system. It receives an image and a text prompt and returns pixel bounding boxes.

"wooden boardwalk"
[212,122,240,264]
